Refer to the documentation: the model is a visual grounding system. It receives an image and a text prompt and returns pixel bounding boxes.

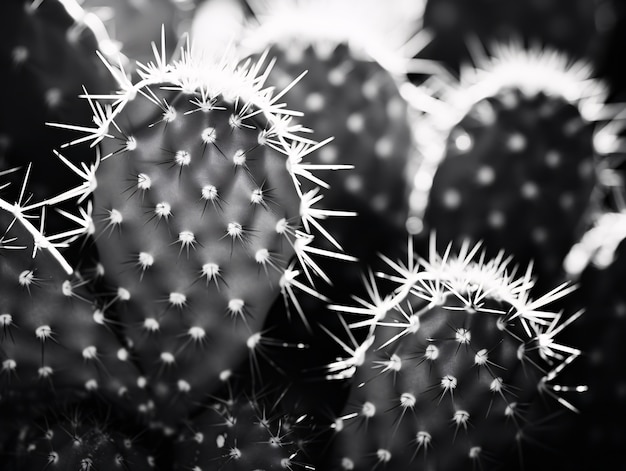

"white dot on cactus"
[228,298,245,315]
[416,431,432,446]
[125,137,137,151]
[163,106,177,123]
[201,127,217,144]
[275,218,289,235]
[377,449,392,463]
[442,189,461,209]
[487,210,506,229]
[229,448,242,460]
[346,113,365,133]
[85,379,98,391]
[406,216,424,235]
[138,252,155,269]
[219,369,232,382]
[96,263,105,277]
[177,379,191,392]
[453,132,473,152]
[35,325,52,340]
[160,352,175,364]
[137,173,152,191]
[319,144,338,163]
[233,149,246,166]
[333,418,345,432]
[400,392,417,409]
[47,452,59,464]
[374,137,393,159]
[455,328,471,344]
[476,165,495,185]
[490,377,504,393]
[469,446,482,459]
[44,88,62,108]
[361,401,376,417]
[247,332,261,349]
[61,280,73,297]
[168,292,187,307]
[2,359,16,371]
[0,313,13,327]
[137,377,148,388]
[280,458,292,467]
[424,344,439,361]
[175,150,192,167]
[453,410,470,426]
[386,354,402,372]
[521,181,540,199]
[328,66,347,86]
[202,185,219,201]
[202,262,220,279]
[117,348,129,361]
[82,346,98,360]
[250,188,264,205]
[215,434,225,448]
[345,174,363,193]
[305,92,325,112]
[506,133,527,152]
[11,45,28,64]
[517,344,526,361]
[362,78,380,100]
[117,287,131,301]
[188,326,206,341]
[155,202,172,220]
[504,402,517,417]
[108,209,124,226]
[18,270,35,287]
[441,374,457,391]
[545,150,562,168]
[143,318,160,332]
[227,222,243,238]
[229,114,243,129]
[255,248,270,265]
[371,194,389,212]
[531,227,549,244]
[178,231,195,247]
[341,457,355,470]
[38,366,53,378]
[474,349,488,366]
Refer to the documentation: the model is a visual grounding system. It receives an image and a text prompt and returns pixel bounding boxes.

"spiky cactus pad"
[0,170,151,415]
[324,238,581,470]
[52,31,352,421]
[407,44,623,294]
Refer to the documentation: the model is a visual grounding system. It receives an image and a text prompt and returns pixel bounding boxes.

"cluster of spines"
[322,238,583,470]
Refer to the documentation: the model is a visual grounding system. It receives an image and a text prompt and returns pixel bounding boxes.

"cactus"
[324,237,583,470]
[47,28,355,423]
[2,1,625,470]
[406,42,623,295]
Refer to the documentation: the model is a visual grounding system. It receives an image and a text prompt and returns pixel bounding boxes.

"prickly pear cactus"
[52,30,353,422]
[408,43,622,294]
[324,238,582,470]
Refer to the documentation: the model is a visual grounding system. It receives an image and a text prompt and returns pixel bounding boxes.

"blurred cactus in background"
[1,0,625,470]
